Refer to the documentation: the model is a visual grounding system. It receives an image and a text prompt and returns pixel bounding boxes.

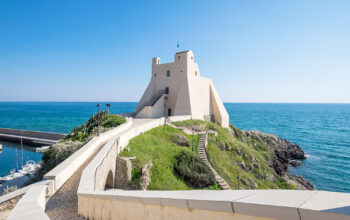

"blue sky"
[1,0,349,103]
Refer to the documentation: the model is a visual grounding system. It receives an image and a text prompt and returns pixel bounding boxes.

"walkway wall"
[6,185,50,220]
[77,189,350,220]
[44,117,132,192]
[5,117,133,219]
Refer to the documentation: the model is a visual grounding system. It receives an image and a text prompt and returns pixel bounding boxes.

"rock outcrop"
[242,130,313,190]
[171,134,190,147]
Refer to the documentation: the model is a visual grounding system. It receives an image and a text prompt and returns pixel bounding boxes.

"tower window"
[165,87,169,94]
[154,73,157,77]
[167,70,170,77]
[168,108,171,116]
[195,71,197,76]
[191,56,193,60]
[178,56,180,60]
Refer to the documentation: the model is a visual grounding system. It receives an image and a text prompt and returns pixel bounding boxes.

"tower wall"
[135,50,229,128]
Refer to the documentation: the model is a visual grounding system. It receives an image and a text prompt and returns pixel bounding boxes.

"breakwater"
[0,128,66,146]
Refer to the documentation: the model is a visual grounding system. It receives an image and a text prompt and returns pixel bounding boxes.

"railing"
[134,89,166,116]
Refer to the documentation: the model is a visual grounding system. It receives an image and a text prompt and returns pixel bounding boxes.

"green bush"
[65,111,125,142]
[174,151,215,188]
[101,114,126,128]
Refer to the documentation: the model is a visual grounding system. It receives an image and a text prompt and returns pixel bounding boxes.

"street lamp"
[237,175,241,189]
[96,103,101,136]
[106,103,111,114]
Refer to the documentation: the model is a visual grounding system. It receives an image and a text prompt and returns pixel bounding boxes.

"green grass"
[120,120,293,190]
[171,120,293,190]
[172,119,205,128]
[120,126,200,190]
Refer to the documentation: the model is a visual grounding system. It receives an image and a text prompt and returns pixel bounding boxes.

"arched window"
[165,87,169,94]
[167,70,170,77]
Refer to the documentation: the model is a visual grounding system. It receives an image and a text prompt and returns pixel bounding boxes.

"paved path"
[45,118,154,220]
[45,143,105,220]
[198,133,231,190]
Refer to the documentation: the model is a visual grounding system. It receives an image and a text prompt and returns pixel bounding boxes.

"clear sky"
[1,0,349,103]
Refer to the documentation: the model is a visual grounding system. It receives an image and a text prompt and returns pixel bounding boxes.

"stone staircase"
[198,133,231,190]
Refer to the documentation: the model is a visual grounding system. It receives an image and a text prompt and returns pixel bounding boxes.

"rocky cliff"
[233,129,314,190]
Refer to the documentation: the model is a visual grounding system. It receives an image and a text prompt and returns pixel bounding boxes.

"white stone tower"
[134,50,229,128]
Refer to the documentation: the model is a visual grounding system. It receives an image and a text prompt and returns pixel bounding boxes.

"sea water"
[0,102,349,193]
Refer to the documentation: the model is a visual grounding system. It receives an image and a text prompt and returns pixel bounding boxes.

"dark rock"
[172,134,190,147]
[236,149,243,156]
[238,161,246,170]
[290,160,302,167]
[288,144,306,159]
[273,159,289,175]
[218,141,226,151]
[292,175,314,190]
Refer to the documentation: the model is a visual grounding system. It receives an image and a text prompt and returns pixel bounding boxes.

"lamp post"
[192,127,194,153]
[106,103,111,114]
[237,175,241,189]
[97,103,101,136]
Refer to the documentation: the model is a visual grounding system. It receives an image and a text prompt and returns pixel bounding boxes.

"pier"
[0,128,66,146]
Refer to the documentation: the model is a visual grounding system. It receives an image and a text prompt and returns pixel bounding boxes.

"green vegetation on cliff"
[65,111,125,142]
[205,122,292,189]
[36,112,125,180]
[119,126,220,190]
[120,119,304,190]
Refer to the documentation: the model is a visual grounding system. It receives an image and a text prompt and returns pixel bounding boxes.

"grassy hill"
[119,119,312,190]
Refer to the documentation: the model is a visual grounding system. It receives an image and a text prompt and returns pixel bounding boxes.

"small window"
[167,70,170,77]
[168,108,171,116]
[195,71,197,76]
[165,87,169,94]
[178,56,181,60]
[191,56,193,60]
[154,73,157,77]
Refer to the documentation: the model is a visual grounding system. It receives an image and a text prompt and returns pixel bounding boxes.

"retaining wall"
[44,118,132,192]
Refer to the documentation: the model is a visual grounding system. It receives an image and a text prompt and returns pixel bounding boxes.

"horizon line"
[0,101,350,104]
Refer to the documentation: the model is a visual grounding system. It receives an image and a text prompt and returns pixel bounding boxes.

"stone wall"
[0,195,22,220]
[115,157,132,189]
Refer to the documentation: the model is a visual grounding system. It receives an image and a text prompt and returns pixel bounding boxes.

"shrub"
[101,114,126,128]
[65,111,125,142]
[174,151,215,188]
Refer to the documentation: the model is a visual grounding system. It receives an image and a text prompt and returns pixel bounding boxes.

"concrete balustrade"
[77,189,350,220]
[44,117,133,192]
[6,185,50,220]
[4,116,133,219]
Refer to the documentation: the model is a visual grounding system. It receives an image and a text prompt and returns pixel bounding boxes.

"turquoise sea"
[0,102,349,193]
